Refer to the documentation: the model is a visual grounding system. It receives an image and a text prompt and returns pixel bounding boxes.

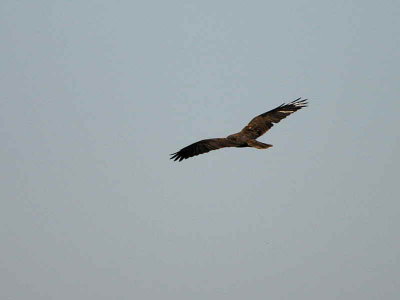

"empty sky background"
[1,1,399,299]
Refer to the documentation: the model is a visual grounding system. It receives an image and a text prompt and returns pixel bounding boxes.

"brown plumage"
[170,98,308,162]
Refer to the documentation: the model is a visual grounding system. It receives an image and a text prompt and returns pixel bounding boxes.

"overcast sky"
[1,1,399,299]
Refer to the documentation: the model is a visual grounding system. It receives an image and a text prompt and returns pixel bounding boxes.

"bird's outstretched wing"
[170,138,238,161]
[239,98,308,139]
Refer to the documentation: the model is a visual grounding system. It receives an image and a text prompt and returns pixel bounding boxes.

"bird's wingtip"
[291,97,308,106]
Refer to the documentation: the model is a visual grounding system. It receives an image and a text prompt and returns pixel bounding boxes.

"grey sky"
[1,1,399,299]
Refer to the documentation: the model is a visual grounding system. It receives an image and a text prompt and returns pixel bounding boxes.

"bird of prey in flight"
[170,98,308,162]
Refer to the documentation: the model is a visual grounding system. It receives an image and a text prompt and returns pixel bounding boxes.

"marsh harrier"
[170,98,308,161]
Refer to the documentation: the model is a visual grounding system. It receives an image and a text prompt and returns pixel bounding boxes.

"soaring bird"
[170,98,308,162]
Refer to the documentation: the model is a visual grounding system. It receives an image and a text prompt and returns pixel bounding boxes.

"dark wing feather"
[240,98,308,139]
[170,138,238,161]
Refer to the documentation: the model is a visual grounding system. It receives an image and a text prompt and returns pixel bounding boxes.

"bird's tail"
[247,140,273,149]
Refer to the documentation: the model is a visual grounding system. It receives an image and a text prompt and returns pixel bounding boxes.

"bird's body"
[170,98,308,161]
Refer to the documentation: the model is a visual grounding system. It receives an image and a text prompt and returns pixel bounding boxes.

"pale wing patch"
[279,110,293,113]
